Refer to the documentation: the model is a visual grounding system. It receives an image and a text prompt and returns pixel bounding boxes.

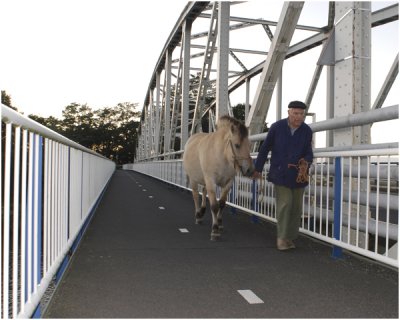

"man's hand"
[252,171,262,180]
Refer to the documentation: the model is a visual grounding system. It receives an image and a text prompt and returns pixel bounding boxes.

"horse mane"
[216,115,249,140]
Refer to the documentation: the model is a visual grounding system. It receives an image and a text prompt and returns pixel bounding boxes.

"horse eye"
[234,143,240,149]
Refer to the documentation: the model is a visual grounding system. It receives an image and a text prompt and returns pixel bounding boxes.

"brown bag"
[296,158,309,183]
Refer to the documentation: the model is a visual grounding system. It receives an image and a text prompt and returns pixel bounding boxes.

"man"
[252,100,313,250]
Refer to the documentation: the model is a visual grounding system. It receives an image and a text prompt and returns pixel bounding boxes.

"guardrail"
[123,147,398,268]
[1,104,115,318]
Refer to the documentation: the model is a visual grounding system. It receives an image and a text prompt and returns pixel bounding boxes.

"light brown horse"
[183,115,255,240]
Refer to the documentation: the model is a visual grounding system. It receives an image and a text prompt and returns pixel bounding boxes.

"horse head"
[219,115,255,177]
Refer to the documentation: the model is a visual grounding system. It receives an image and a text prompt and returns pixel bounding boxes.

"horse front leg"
[195,187,207,224]
[190,182,203,224]
[217,180,234,232]
[205,183,220,241]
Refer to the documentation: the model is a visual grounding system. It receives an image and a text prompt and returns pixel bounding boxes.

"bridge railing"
[1,104,115,318]
[123,147,398,268]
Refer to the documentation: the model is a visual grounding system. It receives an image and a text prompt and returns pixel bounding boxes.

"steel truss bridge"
[129,1,398,267]
[1,1,399,318]
[134,1,399,160]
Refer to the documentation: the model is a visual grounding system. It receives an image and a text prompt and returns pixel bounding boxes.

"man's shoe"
[277,238,295,251]
[277,238,290,250]
[286,240,296,249]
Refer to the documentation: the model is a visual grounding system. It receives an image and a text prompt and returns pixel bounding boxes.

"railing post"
[37,136,43,286]
[251,178,259,223]
[229,179,236,215]
[332,157,343,259]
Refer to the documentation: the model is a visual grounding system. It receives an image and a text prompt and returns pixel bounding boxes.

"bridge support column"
[164,49,172,157]
[181,19,192,150]
[154,71,161,157]
[334,2,371,248]
[216,1,230,119]
[334,1,371,147]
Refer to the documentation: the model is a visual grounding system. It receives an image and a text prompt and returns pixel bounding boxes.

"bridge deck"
[43,170,398,318]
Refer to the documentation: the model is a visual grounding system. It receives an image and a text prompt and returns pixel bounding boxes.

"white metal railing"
[1,104,115,318]
[123,147,399,268]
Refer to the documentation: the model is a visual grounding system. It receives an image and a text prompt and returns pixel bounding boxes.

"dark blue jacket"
[254,118,313,188]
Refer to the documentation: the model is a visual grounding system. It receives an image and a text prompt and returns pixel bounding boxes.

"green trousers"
[275,185,305,240]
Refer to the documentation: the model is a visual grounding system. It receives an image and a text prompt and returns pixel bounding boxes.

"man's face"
[288,108,305,128]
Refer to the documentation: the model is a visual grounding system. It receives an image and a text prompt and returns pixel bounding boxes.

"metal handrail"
[1,105,115,318]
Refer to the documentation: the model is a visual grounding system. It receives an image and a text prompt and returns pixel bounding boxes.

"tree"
[92,102,140,163]
[28,115,64,133]
[28,102,141,165]
[61,103,96,147]
[232,102,268,132]
[1,90,17,111]
[232,103,246,121]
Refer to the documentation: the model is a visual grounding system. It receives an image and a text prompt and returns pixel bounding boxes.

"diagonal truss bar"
[169,38,184,151]
[191,3,219,135]
[305,64,324,112]
[246,1,304,135]
[372,53,398,110]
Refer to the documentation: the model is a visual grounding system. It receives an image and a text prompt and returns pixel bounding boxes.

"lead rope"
[288,158,310,183]
[258,172,264,200]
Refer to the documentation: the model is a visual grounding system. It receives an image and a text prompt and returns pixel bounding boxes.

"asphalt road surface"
[43,170,398,318]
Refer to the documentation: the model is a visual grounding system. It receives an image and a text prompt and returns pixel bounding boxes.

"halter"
[228,139,250,168]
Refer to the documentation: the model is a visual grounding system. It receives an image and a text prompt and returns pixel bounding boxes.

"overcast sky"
[1,0,398,147]
[1,0,190,117]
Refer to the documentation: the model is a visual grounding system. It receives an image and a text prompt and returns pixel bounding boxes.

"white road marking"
[159,206,165,210]
[148,195,153,198]
[179,228,189,233]
[237,290,264,304]
[142,189,147,191]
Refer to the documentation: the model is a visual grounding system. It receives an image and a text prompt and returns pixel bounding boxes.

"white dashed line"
[142,189,147,192]
[159,207,165,210]
[237,290,264,304]
[148,195,153,198]
[179,228,189,233]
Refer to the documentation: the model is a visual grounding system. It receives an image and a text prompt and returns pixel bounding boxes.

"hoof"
[195,218,203,225]
[210,232,221,241]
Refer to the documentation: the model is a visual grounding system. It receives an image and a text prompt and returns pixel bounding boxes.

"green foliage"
[232,102,268,132]
[29,102,141,165]
[1,90,18,111]
[232,103,246,121]
[29,114,64,132]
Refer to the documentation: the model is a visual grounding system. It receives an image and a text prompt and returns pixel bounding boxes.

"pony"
[183,115,255,240]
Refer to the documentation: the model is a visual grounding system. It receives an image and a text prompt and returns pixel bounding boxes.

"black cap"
[288,100,307,109]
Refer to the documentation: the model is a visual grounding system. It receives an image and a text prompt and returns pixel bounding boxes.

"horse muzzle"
[240,160,255,177]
